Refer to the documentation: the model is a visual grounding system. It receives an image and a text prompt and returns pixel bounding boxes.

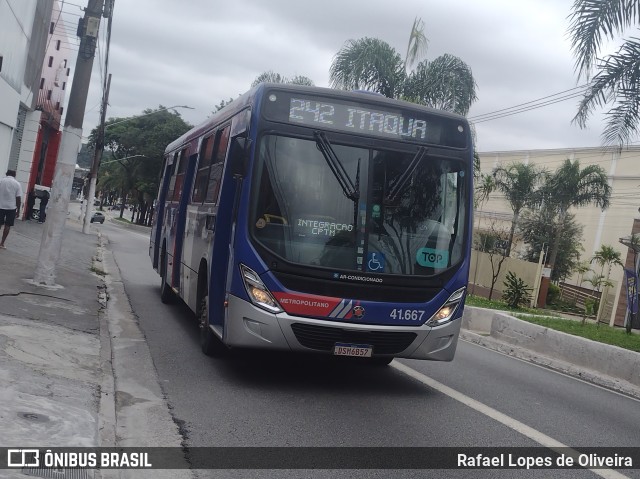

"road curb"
[99,232,193,477]
[94,232,118,479]
[460,328,640,400]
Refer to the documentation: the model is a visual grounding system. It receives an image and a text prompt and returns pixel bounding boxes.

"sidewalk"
[0,209,191,477]
[0,217,106,462]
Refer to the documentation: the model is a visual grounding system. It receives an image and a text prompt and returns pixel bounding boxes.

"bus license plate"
[333,343,372,357]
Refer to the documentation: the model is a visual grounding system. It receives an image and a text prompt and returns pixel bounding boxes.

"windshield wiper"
[385,146,428,203]
[313,131,359,202]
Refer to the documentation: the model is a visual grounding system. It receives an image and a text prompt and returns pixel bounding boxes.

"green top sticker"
[416,248,449,268]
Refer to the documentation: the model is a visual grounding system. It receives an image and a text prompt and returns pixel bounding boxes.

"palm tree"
[591,244,622,283]
[582,273,613,325]
[404,54,478,115]
[591,243,622,322]
[252,71,315,88]
[474,173,494,209]
[568,0,640,145]
[491,162,544,257]
[329,17,477,115]
[404,16,428,73]
[329,38,405,98]
[541,159,612,272]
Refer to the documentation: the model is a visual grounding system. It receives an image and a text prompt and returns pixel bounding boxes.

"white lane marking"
[392,361,630,479]
[461,338,640,403]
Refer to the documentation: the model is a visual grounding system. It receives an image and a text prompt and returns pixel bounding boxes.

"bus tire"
[160,251,174,304]
[199,294,228,357]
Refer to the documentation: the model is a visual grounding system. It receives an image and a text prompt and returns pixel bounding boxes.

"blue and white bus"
[150,84,472,364]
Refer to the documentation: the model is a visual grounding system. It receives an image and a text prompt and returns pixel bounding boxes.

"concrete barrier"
[461,306,640,396]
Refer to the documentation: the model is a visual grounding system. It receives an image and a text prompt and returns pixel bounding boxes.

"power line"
[469,85,589,121]
[470,90,588,124]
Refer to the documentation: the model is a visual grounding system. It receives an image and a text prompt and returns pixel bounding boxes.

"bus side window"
[192,135,215,203]
[166,152,179,200]
[172,149,188,202]
[205,125,230,204]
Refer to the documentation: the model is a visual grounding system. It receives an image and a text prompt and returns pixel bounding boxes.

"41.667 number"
[389,309,425,321]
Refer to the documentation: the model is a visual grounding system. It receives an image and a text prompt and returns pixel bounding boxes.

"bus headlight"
[426,287,466,326]
[240,264,283,313]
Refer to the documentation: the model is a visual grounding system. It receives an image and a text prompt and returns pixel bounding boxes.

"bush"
[546,283,561,305]
[502,271,532,309]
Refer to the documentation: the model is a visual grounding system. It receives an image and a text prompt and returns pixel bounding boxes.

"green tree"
[591,244,622,284]
[329,37,405,98]
[403,54,477,115]
[568,0,640,145]
[474,172,494,209]
[538,159,611,275]
[329,17,477,115]
[491,162,544,257]
[404,16,428,72]
[519,206,584,282]
[91,106,191,223]
[251,71,315,87]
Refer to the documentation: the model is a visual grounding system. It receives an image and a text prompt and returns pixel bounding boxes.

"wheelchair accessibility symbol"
[367,252,385,272]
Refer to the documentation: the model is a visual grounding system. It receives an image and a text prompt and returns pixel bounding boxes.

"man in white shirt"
[0,170,23,249]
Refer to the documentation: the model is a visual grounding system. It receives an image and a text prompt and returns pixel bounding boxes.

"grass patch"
[465,294,639,353]
[465,294,555,316]
[514,315,640,353]
[90,266,106,276]
[113,217,132,224]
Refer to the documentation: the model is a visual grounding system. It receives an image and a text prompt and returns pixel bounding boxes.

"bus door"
[204,125,236,328]
[183,129,221,311]
[164,147,189,290]
[151,154,174,270]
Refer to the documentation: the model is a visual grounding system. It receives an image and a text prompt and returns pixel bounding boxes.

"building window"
[56,40,61,51]
[62,82,66,90]
[63,59,67,68]
[0,56,3,73]
[50,22,55,34]
[56,102,60,110]
[40,78,45,89]
[66,68,70,76]
[47,90,52,100]
[48,56,53,67]
[60,107,64,116]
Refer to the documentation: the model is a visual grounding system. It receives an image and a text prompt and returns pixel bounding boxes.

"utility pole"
[83,73,111,233]
[83,0,113,233]
[33,0,106,286]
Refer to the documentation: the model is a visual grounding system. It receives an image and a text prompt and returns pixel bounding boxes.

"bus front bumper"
[223,295,461,361]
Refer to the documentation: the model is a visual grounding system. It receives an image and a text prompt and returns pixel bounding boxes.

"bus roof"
[165,83,469,154]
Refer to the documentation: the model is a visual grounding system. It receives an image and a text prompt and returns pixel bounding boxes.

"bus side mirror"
[230,137,251,178]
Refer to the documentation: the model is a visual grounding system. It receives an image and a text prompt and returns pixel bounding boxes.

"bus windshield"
[250,134,468,277]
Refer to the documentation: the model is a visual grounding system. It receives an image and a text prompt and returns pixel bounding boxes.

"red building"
[22,1,72,218]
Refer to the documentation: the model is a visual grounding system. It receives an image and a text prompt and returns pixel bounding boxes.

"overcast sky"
[58,0,613,153]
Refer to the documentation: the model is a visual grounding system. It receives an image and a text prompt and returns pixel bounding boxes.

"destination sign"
[262,90,468,148]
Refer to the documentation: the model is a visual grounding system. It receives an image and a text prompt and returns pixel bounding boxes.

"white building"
[0,0,54,180]
[477,146,640,326]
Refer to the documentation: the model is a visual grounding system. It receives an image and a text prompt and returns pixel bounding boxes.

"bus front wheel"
[199,294,227,357]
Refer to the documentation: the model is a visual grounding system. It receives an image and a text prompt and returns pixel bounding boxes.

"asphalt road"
[99,219,640,479]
